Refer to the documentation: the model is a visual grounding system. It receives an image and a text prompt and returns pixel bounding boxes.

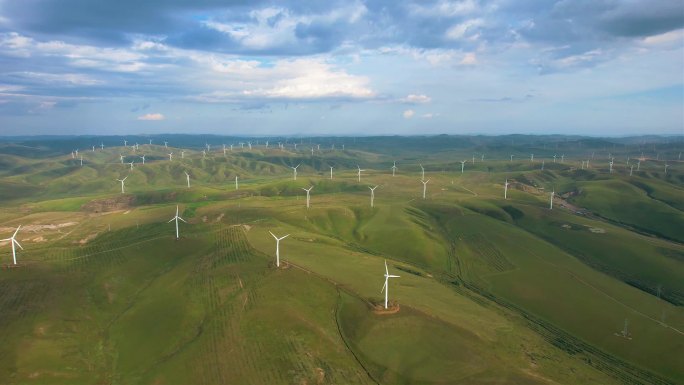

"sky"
[0,0,682,136]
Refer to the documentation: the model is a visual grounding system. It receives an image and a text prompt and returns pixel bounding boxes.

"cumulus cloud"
[401,94,431,104]
[403,109,415,119]
[137,113,164,120]
[460,52,477,65]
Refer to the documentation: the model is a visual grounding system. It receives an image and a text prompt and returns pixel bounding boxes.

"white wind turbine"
[127,161,134,170]
[140,155,145,164]
[329,166,334,180]
[100,143,104,150]
[369,185,379,208]
[120,154,124,164]
[1,226,23,265]
[291,164,301,180]
[664,164,669,174]
[609,160,614,173]
[553,154,557,163]
[510,154,514,162]
[164,141,168,148]
[223,145,227,156]
[392,161,397,177]
[235,175,239,190]
[421,179,430,199]
[123,139,128,147]
[302,186,313,208]
[92,146,95,152]
[460,160,466,174]
[630,165,634,176]
[80,155,83,166]
[381,260,400,309]
[504,179,509,200]
[168,205,186,240]
[184,171,191,188]
[530,154,534,162]
[357,165,365,182]
[269,231,289,268]
[117,176,128,194]
[148,139,152,145]
[541,160,545,170]
[549,190,554,210]
[168,152,173,161]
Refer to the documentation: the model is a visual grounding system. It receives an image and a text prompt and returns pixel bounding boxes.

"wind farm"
[0,134,682,385]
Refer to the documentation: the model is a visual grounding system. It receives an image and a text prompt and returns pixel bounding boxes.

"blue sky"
[0,0,682,136]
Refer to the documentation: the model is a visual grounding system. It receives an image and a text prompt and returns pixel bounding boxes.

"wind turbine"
[269,231,289,268]
[127,161,134,170]
[460,160,466,174]
[1,226,23,265]
[140,155,145,164]
[630,165,634,176]
[120,154,125,164]
[149,139,152,145]
[235,175,239,190]
[381,260,400,309]
[392,161,397,177]
[164,141,168,148]
[80,156,83,166]
[609,160,613,173]
[530,154,534,162]
[549,190,554,210]
[124,139,128,147]
[117,176,128,194]
[664,164,669,174]
[369,185,379,208]
[553,154,557,163]
[302,186,313,208]
[184,171,191,188]
[168,152,174,161]
[168,205,186,240]
[291,164,301,180]
[510,155,514,162]
[329,166,334,180]
[419,164,425,180]
[504,179,509,200]
[223,144,227,156]
[541,160,545,170]
[100,143,104,150]
[421,179,430,199]
[357,165,365,182]
[92,146,95,152]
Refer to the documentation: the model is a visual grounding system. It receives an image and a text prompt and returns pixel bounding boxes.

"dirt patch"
[81,195,135,213]
[588,227,606,233]
[77,232,99,244]
[215,213,225,222]
[0,222,77,233]
[243,224,251,231]
[371,302,400,315]
[31,236,47,242]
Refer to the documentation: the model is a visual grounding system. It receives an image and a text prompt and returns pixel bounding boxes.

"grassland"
[0,135,682,384]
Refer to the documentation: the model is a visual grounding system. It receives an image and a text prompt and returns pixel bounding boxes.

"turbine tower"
[140,155,145,164]
[184,171,191,188]
[381,260,400,309]
[357,165,365,182]
[549,190,554,210]
[1,226,23,265]
[329,166,333,180]
[291,164,301,180]
[460,160,466,174]
[117,176,128,194]
[392,161,397,177]
[168,152,173,161]
[269,231,289,268]
[168,205,186,240]
[235,175,239,190]
[504,179,509,200]
[421,179,430,199]
[302,186,313,208]
[369,185,379,208]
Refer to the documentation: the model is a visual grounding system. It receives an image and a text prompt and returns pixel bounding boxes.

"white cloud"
[445,18,484,41]
[192,58,375,101]
[409,0,478,17]
[421,113,434,118]
[12,72,103,86]
[641,29,684,47]
[460,52,477,65]
[137,113,165,120]
[403,109,415,119]
[402,94,431,103]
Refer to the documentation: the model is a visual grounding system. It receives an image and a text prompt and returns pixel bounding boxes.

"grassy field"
[0,135,682,384]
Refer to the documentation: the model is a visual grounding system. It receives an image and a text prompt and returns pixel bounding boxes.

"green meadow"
[0,136,682,384]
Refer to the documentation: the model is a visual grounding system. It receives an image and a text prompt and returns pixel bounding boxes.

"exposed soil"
[81,195,135,213]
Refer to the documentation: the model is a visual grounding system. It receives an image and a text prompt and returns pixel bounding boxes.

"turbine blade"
[389,275,400,278]
[282,234,290,239]
[168,217,175,223]
[381,279,387,293]
[14,239,23,250]
[384,260,389,275]
[13,225,21,237]
[178,217,187,223]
